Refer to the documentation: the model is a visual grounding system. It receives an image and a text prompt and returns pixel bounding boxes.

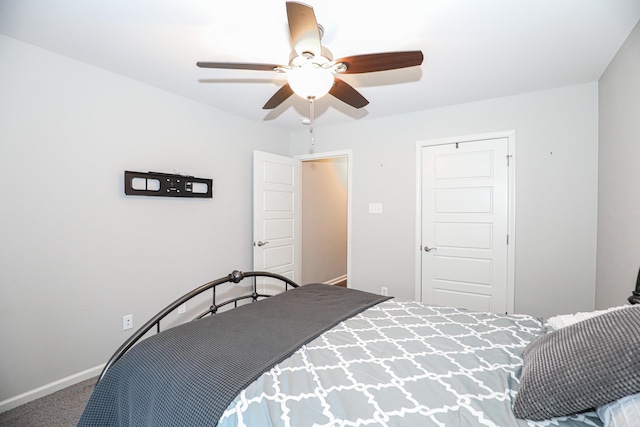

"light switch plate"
[369,203,383,214]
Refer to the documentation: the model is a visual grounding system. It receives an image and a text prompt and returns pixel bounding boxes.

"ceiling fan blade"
[335,51,424,74]
[329,78,369,109]
[196,62,281,71]
[286,2,322,58]
[263,83,295,109]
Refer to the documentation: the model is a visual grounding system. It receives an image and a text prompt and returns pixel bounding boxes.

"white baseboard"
[0,364,104,413]
[324,274,347,286]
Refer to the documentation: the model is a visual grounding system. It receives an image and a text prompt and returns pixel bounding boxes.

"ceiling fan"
[196,1,424,111]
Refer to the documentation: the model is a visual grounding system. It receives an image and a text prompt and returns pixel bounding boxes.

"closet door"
[421,137,511,314]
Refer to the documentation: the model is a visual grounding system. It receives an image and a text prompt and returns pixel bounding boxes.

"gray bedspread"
[78,284,390,426]
[219,300,603,427]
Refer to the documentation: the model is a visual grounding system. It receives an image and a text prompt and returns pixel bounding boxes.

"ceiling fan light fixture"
[197,3,423,112]
[287,65,334,100]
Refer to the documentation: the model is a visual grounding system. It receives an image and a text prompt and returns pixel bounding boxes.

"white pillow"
[545,305,632,331]
[597,393,640,427]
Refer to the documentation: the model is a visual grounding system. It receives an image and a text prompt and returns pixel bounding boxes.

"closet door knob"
[424,246,437,252]
[256,241,269,247]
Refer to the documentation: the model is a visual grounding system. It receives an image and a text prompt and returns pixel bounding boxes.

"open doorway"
[297,151,351,287]
[252,150,351,288]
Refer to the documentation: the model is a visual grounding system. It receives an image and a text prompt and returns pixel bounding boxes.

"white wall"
[0,36,289,403]
[290,83,599,319]
[596,20,640,308]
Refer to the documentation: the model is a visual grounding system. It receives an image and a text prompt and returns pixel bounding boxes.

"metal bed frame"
[97,267,640,384]
[98,270,299,383]
[629,267,640,305]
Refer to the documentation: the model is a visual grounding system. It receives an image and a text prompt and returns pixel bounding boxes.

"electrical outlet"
[178,303,186,314]
[122,314,133,330]
[381,287,388,296]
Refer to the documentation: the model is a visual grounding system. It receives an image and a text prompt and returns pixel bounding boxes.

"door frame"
[414,131,516,313]
[295,149,353,287]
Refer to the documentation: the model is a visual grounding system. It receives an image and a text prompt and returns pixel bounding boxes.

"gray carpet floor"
[0,377,96,427]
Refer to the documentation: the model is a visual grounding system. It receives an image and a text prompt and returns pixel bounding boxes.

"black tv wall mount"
[124,171,213,198]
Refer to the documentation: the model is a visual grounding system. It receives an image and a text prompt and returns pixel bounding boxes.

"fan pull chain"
[309,98,315,147]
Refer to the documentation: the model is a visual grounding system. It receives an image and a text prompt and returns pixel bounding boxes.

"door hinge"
[506,155,513,166]
[507,234,509,245]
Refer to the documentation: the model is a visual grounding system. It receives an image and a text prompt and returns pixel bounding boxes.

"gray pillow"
[513,306,640,420]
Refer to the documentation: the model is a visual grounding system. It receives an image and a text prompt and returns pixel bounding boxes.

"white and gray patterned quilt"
[219,300,603,427]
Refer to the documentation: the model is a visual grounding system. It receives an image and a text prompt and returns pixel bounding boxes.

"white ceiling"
[2,0,639,132]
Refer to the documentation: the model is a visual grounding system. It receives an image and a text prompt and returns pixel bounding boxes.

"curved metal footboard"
[629,267,640,305]
[98,270,299,383]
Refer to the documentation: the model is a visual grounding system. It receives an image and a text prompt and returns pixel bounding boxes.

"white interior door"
[253,151,301,292]
[421,138,512,313]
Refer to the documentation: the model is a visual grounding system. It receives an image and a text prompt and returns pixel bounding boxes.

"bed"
[79,270,640,426]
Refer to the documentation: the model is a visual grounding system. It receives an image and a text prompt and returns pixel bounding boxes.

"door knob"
[424,246,437,252]
[255,241,269,247]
